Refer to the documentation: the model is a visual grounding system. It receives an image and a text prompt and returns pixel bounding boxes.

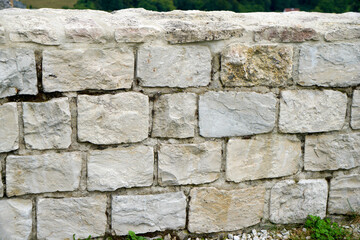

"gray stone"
[351,90,360,129]
[37,196,107,240]
[279,90,347,133]
[115,25,161,43]
[298,44,360,87]
[137,45,211,88]
[270,179,328,224]
[0,26,5,43]
[0,48,37,98]
[188,187,265,233]
[0,103,19,153]
[0,163,2,197]
[112,192,187,235]
[158,142,222,186]
[43,48,134,92]
[23,97,72,150]
[324,27,360,41]
[6,152,82,196]
[64,17,109,43]
[199,91,277,137]
[254,26,319,42]
[152,93,197,138]
[77,93,149,145]
[226,135,301,182]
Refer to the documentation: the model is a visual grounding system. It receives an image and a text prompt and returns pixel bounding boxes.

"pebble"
[228,234,233,239]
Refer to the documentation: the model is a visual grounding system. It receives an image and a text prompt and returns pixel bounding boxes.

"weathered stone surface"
[0,48,37,98]
[112,192,186,235]
[38,196,107,240]
[23,97,72,150]
[328,174,360,214]
[270,179,328,224]
[188,187,265,233]
[351,90,360,129]
[43,48,134,92]
[0,26,5,43]
[279,90,347,133]
[199,91,276,137]
[64,17,109,43]
[254,26,319,42]
[226,135,301,182]
[6,152,82,196]
[305,133,360,171]
[0,103,19,153]
[325,27,360,41]
[298,44,360,87]
[78,93,149,145]
[0,163,2,197]
[152,93,197,138]
[115,25,161,42]
[88,146,154,191]
[221,44,293,87]
[158,142,222,186]
[137,45,211,88]
[0,199,32,240]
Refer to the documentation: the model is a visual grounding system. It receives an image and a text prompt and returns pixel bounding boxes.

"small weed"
[73,234,91,240]
[127,231,162,240]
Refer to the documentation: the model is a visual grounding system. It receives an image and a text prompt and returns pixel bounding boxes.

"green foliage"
[127,231,162,240]
[72,234,92,240]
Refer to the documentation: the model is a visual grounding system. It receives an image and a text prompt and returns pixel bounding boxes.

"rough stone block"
[158,142,222,186]
[270,179,328,224]
[152,93,197,138]
[254,26,319,42]
[351,90,360,129]
[0,103,19,153]
[298,44,360,87]
[221,44,293,87]
[37,196,107,240]
[115,26,161,43]
[43,48,134,92]
[188,187,265,233]
[0,26,5,43]
[199,91,276,137]
[279,90,347,133]
[226,135,301,182]
[23,97,72,150]
[77,93,149,145]
[112,192,187,235]
[325,27,360,41]
[6,152,82,196]
[88,146,154,191]
[137,45,211,88]
[64,17,109,43]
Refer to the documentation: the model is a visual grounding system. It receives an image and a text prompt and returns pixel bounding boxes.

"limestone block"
[0,199,32,240]
[188,187,265,233]
[0,26,5,43]
[64,17,109,43]
[254,26,319,42]
[221,44,293,87]
[0,48,37,98]
[0,103,19,153]
[158,142,222,186]
[137,45,211,88]
[298,44,360,87]
[279,90,347,133]
[199,91,276,137]
[43,48,134,92]
[328,174,360,214]
[112,192,187,235]
[305,133,360,171]
[88,146,154,191]
[37,196,107,240]
[351,90,360,129]
[6,152,82,196]
[23,97,72,150]
[325,27,360,41]
[152,93,197,138]
[115,26,161,43]
[270,179,328,224]
[77,93,149,145]
[226,135,301,182]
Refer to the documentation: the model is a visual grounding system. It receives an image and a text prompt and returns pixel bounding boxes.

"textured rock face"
[0,48,37,98]
[0,199,32,240]
[279,90,347,133]
[37,196,107,240]
[43,48,134,92]
[221,44,293,87]
[112,192,187,235]
[64,17,109,43]
[254,26,319,42]
[77,93,149,144]
[0,163,2,197]
[188,187,265,233]
[298,44,360,87]
[0,103,19,153]
[152,93,197,138]
[325,27,360,41]
[6,152,82,196]
[226,135,301,182]
[270,179,328,224]
[305,133,360,171]
[199,91,276,137]
[351,90,360,129]
[23,97,72,150]
[88,146,154,191]
[158,142,222,186]
[0,26,5,43]
[328,175,360,214]
[115,26,161,43]
[137,45,211,88]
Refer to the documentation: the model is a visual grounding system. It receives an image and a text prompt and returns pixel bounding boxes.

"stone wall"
[0,8,359,240]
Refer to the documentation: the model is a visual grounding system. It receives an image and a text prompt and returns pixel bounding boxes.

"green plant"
[73,234,91,240]
[127,231,162,240]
